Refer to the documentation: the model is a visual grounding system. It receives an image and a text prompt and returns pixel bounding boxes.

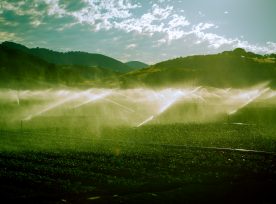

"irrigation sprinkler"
[16,90,20,105]
[136,87,201,127]
[22,90,90,121]
[73,90,112,109]
[228,87,269,115]
[1,86,273,127]
[137,115,154,127]
[103,98,135,113]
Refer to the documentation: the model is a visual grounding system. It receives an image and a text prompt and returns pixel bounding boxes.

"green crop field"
[0,87,275,203]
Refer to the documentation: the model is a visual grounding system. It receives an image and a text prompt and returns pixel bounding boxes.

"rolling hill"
[1,41,132,73]
[1,41,276,89]
[0,44,58,88]
[0,44,119,88]
[120,48,276,88]
[125,61,149,69]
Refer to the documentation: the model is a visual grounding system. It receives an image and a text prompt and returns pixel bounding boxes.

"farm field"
[0,87,275,203]
[0,144,275,204]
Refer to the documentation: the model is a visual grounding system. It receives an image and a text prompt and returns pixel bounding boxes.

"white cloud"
[151,4,172,20]
[166,29,186,42]
[188,23,234,49]
[185,22,276,53]
[30,19,42,27]
[193,23,216,31]
[234,40,276,54]
[266,42,276,50]
[126,43,137,49]
[115,5,190,43]
[0,1,46,28]
[155,38,167,47]
[168,15,190,28]
[0,31,22,42]
[1,1,44,17]
[57,0,140,31]
[44,0,67,17]
[1,0,276,57]
[35,1,190,42]
[113,4,174,35]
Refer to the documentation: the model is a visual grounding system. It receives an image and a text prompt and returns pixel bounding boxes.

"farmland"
[0,87,276,203]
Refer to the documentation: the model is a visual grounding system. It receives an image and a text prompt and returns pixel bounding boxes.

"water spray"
[228,87,269,115]
[73,90,112,109]
[137,115,154,127]
[136,87,201,127]
[23,89,92,121]
[103,98,135,113]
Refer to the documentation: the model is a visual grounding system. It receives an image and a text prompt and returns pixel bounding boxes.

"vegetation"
[1,42,276,89]
[0,43,120,88]
[0,95,275,203]
[0,146,275,203]
[125,61,149,69]
[0,118,275,203]
[1,41,132,72]
[0,42,275,203]
[121,48,276,88]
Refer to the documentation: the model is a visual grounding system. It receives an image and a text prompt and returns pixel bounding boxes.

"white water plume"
[136,87,201,127]
[73,90,112,109]
[228,88,270,115]
[103,98,135,113]
[137,115,154,127]
[23,89,92,121]
[0,84,274,126]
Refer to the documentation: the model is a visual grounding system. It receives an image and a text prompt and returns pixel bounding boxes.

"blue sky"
[0,0,276,64]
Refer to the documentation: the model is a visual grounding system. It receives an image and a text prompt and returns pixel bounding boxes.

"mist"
[0,83,275,132]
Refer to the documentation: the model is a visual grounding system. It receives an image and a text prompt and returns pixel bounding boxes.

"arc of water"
[73,90,112,109]
[228,88,269,115]
[136,87,201,127]
[23,89,92,121]
[103,98,135,113]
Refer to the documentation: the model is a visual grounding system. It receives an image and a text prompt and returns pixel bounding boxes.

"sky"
[0,0,276,64]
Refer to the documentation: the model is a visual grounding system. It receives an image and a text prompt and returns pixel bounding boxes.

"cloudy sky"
[1,0,276,64]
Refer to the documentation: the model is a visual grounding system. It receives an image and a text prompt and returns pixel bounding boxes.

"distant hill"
[120,48,276,88]
[2,42,276,89]
[125,61,149,69]
[1,41,132,73]
[0,44,58,88]
[0,44,119,88]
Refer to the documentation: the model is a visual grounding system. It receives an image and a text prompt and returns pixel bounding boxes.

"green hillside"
[0,44,119,88]
[1,42,276,89]
[1,41,132,73]
[125,61,149,69]
[121,48,276,88]
[0,45,58,88]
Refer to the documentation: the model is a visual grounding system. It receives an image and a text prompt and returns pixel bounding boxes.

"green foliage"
[125,61,149,69]
[122,49,276,88]
[1,42,276,89]
[1,41,133,72]
[0,43,120,88]
[0,45,58,88]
